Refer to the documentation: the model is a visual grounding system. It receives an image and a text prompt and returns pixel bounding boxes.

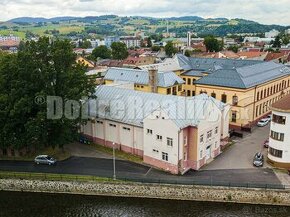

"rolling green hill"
[0,15,289,39]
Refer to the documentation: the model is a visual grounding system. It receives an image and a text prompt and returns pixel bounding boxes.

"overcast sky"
[1,0,290,25]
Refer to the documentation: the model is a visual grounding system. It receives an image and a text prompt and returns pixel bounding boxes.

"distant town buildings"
[105,36,120,48]
[265,29,280,38]
[268,94,290,168]
[120,36,141,48]
[0,34,21,53]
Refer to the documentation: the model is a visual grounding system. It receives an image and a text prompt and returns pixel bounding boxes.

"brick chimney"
[148,68,158,93]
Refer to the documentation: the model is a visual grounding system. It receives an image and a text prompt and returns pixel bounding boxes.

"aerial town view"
[1,0,290,216]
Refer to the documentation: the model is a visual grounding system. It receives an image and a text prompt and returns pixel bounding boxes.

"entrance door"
[206,145,211,161]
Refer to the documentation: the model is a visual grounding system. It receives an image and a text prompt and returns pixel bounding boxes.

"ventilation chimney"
[148,68,158,93]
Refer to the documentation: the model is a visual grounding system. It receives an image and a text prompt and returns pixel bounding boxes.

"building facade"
[268,94,290,168]
[120,37,141,48]
[104,67,185,96]
[81,85,230,174]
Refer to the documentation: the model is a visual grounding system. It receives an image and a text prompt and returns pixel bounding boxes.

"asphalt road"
[0,157,283,188]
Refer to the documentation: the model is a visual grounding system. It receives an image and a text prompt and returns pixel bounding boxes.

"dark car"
[264,139,269,148]
[253,152,264,167]
[79,136,91,145]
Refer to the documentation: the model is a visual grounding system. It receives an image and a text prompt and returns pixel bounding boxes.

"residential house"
[123,56,156,68]
[76,56,95,68]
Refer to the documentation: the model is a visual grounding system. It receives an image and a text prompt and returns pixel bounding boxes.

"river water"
[0,191,289,217]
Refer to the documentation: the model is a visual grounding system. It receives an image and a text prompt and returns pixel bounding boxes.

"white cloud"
[0,0,289,25]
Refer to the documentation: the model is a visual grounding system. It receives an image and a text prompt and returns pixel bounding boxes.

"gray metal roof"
[89,85,226,129]
[195,61,290,89]
[104,67,184,87]
[181,69,206,77]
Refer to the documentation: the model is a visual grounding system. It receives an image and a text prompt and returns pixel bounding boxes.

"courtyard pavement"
[203,124,271,170]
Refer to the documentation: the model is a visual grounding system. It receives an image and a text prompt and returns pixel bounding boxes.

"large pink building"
[81,85,230,174]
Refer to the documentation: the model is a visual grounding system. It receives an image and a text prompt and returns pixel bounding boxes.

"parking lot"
[203,124,271,170]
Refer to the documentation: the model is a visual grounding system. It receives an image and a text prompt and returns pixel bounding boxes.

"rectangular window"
[167,88,171,95]
[232,111,237,123]
[221,94,227,103]
[272,114,286,125]
[215,127,218,134]
[270,130,285,142]
[200,135,204,143]
[232,96,238,106]
[153,149,159,153]
[207,130,212,139]
[109,123,116,127]
[167,137,173,147]
[157,135,163,141]
[184,136,187,145]
[97,121,103,124]
[200,150,203,159]
[162,152,169,161]
[269,147,283,158]
[123,127,130,131]
[147,129,153,134]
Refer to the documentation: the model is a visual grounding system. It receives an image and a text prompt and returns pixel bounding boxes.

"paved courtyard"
[203,124,271,170]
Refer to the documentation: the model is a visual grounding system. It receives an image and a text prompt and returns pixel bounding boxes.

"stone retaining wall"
[1,179,290,206]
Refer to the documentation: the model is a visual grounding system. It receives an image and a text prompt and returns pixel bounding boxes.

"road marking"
[145,167,153,176]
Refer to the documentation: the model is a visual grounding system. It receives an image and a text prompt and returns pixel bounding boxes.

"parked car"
[257,118,270,127]
[266,114,272,122]
[79,135,91,145]
[264,139,269,148]
[253,152,264,167]
[34,155,57,165]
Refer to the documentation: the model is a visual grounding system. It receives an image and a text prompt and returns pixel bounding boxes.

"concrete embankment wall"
[1,179,290,206]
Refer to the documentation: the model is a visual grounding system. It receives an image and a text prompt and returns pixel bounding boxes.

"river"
[0,191,289,217]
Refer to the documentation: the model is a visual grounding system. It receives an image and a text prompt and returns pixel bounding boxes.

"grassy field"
[0,29,26,38]
[91,143,143,164]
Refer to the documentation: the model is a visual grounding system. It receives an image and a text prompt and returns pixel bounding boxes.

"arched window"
[211,92,216,98]
[232,96,238,106]
[221,94,227,103]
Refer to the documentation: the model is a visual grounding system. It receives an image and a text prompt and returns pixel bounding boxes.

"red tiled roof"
[0,40,20,47]
[238,51,267,58]
[265,52,287,61]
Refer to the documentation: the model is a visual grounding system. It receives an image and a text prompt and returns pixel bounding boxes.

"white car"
[266,114,272,122]
[257,118,270,127]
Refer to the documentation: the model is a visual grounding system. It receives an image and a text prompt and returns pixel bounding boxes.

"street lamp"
[113,142,116,180]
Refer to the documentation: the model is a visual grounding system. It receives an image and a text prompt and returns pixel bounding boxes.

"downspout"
[252,85,258,130]
[178,129,181,174]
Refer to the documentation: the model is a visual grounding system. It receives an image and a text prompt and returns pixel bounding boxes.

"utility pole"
[113,142,116,180]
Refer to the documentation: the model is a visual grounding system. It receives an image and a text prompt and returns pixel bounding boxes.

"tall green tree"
[0,37,96,150]
[272,36,281,48]
[204,36,223,52]
[111,42,128,60]
[165,41,178,57]
[91,45,112,60]
[147,37,152,47]
[184,50,192,57]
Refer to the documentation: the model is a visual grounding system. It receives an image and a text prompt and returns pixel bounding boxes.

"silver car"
[34,155,57,165]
